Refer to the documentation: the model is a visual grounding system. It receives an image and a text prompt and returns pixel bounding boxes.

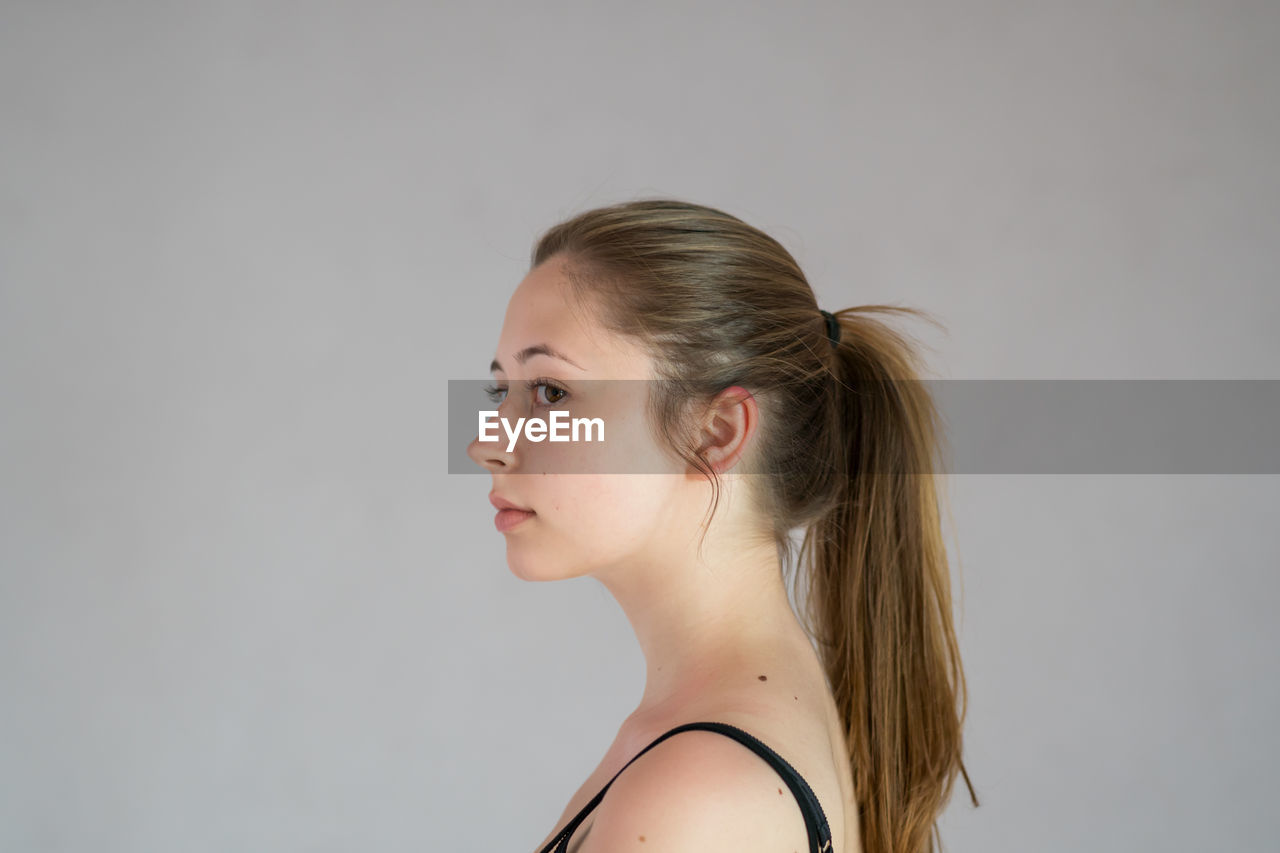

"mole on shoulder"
[757,674,767,681]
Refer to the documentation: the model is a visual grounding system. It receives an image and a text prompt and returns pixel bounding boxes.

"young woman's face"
[466,257,694,582]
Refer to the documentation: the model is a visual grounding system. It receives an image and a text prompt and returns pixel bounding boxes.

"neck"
[592,528,813,722]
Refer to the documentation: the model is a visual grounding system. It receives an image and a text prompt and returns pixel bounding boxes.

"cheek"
[545,475,672,550]
[519,391,678,477]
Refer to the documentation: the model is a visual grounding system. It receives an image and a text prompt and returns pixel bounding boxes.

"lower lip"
[494,508,536,532]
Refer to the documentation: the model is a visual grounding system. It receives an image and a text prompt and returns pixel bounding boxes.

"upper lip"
[489,492,533,512]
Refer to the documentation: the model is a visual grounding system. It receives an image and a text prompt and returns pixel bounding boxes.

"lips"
[494,507,535,532]
[489,492,535,532]
[489,492,533,513]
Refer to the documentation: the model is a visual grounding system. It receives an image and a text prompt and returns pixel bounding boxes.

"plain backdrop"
[2,2,1277,851]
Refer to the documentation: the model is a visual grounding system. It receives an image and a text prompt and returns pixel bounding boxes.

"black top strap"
[540,720,833,853]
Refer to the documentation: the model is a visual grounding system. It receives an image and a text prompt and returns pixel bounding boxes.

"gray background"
[2,2,1277,851]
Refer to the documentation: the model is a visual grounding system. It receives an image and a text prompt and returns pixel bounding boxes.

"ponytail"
[800,305,979,853]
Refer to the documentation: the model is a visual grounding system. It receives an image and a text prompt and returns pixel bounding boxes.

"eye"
[531,379,568,406]
[481,378,569,407]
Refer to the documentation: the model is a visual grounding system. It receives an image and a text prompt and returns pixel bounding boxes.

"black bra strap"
[545,720,833,853]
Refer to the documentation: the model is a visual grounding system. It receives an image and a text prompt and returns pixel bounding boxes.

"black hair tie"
[819,309,841,347]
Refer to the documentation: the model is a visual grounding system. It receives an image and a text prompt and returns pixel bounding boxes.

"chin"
[505,550,568,583]
[505,558,549,582]
[505,547,596,584]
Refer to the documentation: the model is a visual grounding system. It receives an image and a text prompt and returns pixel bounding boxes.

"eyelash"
[482,377,570,407]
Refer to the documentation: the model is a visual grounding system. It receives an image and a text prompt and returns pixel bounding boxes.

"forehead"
[502,258,591,347]
[494,259,652,379]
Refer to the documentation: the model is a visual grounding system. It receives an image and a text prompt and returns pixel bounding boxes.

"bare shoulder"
[575,728,810,853]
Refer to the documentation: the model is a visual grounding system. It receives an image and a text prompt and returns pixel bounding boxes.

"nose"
[466,421,517,472]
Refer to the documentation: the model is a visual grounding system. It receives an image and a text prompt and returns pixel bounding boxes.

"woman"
[467,199,978,853]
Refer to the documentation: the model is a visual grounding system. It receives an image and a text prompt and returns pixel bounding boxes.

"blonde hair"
[532,197,979,853]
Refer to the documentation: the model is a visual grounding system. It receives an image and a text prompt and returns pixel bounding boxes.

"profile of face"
[466,257,750,584]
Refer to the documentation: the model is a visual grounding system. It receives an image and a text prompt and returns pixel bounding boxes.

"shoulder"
[575,728,809,853]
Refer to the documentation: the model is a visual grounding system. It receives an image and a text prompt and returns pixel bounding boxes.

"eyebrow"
[489,344,585,374]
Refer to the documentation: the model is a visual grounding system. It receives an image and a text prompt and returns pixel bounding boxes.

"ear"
[692,385,760,476]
